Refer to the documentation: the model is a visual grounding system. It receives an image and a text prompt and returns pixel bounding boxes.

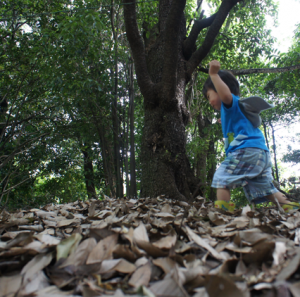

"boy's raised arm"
[209,60,233,106]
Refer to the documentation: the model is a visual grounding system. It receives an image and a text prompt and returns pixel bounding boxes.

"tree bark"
[124,0,240,200]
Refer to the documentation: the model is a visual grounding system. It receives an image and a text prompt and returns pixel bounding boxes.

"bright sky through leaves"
[266,0,300,53]
[269,0,300,179]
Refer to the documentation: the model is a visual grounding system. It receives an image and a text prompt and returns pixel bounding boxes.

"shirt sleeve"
[222,94,239,111]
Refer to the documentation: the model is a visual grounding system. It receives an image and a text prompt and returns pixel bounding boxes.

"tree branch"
[183,13,217,60]
[1,177,31,195]
[0,133,48,169]
[161,0,186,100]
[186,0,203,32]
[123,0,154,99]
[197,64,300,75]
[186,0,240,78]
[230,64,300,75]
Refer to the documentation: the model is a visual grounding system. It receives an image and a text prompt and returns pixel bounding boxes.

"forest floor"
[1,196,300,297]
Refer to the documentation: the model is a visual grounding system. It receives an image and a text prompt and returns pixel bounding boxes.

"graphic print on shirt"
[224,132,249,150]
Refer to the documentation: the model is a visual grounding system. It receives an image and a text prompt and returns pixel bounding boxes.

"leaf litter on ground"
[1,197,300,296]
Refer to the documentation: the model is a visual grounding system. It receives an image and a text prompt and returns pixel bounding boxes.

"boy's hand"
[209,60,220,76]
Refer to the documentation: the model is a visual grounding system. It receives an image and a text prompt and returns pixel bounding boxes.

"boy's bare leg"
[216,188,231,202]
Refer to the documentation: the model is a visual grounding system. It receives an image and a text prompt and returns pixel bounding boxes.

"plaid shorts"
[211,148,279,204]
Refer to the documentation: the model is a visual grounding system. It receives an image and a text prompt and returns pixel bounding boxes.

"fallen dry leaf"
[128,261,152,287]
[56,233,82,261]
[0,274,22,297]
[86,233,118,264]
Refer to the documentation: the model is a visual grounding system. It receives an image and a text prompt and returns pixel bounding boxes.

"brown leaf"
[136,240,168,258]
[133,222,149,243]
[193,287,209,297]
[205,275,247,297]
[161,203,172,214]
[150,266,189,297]
[153,257,177,274]
[113,244,137,262]
[128,261,152,287]
[59,237,97,268]
[185,226,225,260]
[242,240,275,265]
[21,252,53,282]
[56,219,80,228]
[19,270,50,295]
[234,228,271,246]
[152,229,177,249]
[289,281,300,297]
[56,233,82,261]
[0,274,22,297]
[86,233,118,265]
[276,250,300,281]
[272,241,287,266]
[235,260,247,275]
[98,259,136,274]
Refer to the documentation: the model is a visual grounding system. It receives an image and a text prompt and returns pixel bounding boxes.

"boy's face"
[207,89,221,111]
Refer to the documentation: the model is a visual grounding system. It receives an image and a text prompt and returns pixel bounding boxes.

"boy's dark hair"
[202,70,240,98]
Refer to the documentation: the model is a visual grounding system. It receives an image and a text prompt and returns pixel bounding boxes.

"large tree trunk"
[124,0,240,200]
[139,14,199,201]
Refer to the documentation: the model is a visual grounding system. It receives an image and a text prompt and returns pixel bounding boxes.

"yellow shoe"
[215,200,235,212]
[282,202,300,212]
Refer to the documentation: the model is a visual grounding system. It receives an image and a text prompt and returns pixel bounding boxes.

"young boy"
[203,60,299,212]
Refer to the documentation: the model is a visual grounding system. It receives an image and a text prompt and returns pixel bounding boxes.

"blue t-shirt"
[221,94,269,155]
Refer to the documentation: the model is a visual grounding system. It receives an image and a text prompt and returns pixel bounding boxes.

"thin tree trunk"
[129,61,137,197]
[206,138,217,201]
[124,108,130,198]
[111,3,123,198]
[270,122,279,182]
[0,97,8,143]
[196,111,212,184]
[88,102,116,198]
[81,144,97,199]
[99,122,117,197]
[263,121,270,150]
[263,121,275,180]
